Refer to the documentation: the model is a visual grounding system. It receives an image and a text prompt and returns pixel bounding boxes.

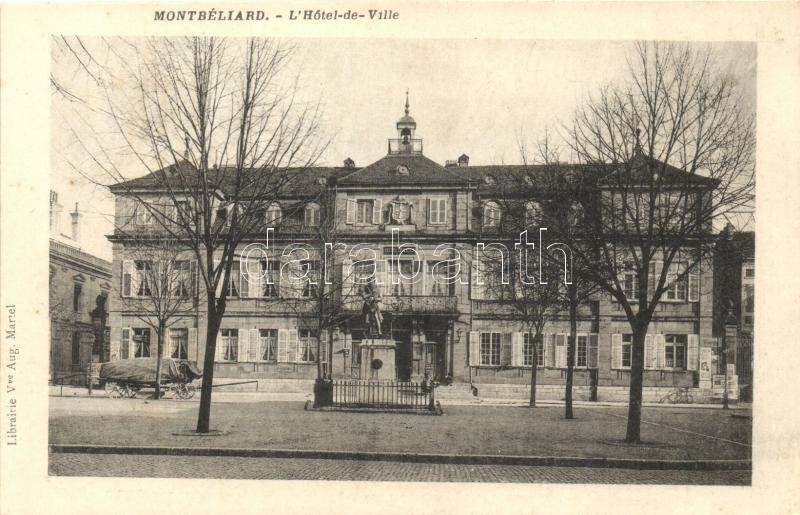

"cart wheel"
[105,382,121,398]
[183,385,196,400]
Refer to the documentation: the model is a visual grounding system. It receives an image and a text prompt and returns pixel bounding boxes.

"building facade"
[107,103,718,400]
[49,191,112,383]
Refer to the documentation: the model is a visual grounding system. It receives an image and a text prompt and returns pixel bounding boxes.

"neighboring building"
[49,191,112,383]
[106,100,719,400]
[713,229,755,399]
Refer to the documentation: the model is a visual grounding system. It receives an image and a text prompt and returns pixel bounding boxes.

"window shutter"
[122,260,133,297]
[289,329,300,362]
[649,260,662,297]
[346,198,356,224]
[469,331,479,366]
[427,198,433,225]
[555,334,566,368]
[612,334,622,369]
[215,331,223,362]
[249,329,260,362]
[687,334,699,371]
[188,328,197,363]
[655,334,666,369]
[471,255,484,300]
[588,334,599,369]
[545,334,556,368]
[162,331,170,358]
[238,328,249,363]
[375,257,386,297]
[442,199,448,224]
[341,257,353,297]
[372,200,382,225]
[120,328,130,359]
[512,332,523,367]
[320,331,329,364]
[501,333,513,366]
[277,329,290,362]
[644,334,654,369]
[110,339,120,361]
[239,259,249,298]
[688,267,700,302]
[190,260,198,297]
[279,255,293,299]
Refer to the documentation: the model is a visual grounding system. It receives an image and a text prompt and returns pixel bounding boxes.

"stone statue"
[361,277,384,338]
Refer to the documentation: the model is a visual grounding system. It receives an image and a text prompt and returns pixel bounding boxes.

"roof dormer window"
[484,175,496,185]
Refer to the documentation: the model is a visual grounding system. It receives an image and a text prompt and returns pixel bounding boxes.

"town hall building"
[107,98,717,401]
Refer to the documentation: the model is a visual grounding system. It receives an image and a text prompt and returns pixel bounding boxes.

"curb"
[49,444,751,471]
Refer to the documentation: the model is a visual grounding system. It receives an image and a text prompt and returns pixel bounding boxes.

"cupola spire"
[404,89,410,116]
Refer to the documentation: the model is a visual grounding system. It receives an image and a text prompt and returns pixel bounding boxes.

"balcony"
[388,138,423,155]
[342,294,458,315]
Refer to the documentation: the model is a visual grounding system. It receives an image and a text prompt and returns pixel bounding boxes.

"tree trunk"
[625,324,648,443]
[529,331,539,407]
[565,300,577,419]
[154,321,165,400]
[196,308,221,434]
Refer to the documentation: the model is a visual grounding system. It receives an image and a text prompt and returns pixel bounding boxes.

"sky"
[51,38,756,260]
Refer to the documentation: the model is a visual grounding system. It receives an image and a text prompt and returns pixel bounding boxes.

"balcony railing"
[388,138,423,155]
[342,294,458,314]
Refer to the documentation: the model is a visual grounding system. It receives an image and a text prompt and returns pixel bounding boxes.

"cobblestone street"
[49,453,751,484]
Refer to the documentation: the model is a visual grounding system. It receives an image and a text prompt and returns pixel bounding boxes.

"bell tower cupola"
[389,90,422,155]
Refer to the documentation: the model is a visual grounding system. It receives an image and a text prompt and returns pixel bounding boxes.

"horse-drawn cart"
[99,357,202,399]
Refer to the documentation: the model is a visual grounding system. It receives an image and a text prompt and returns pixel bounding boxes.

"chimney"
[70,202,81,243]
[457,154,470,167]
[49,191,62,233]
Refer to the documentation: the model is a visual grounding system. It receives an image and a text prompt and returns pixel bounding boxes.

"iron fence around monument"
[331,380,435,411]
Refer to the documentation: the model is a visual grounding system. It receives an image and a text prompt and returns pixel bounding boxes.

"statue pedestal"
[360,339,397,381]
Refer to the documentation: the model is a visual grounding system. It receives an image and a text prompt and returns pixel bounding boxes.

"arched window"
[483,201,501,228]
[304,202,320,227]
[265,203,282,225]
[525,201,543,226]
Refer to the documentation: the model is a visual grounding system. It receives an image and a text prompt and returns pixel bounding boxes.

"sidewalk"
[49,396,751,466]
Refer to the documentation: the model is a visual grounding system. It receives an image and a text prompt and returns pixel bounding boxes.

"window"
[169,328,188,360]
[172,261,192,298]
[353,260,376,294]
[265,203,282,225]
[523,333,544,367]
[301,260,320,298]
[568,202,584,226]
[428,198,447,225]
[298,329,317,363]
[135,202,153,226]
[260,260,279,298]
[525,201,542,226]
[388,259,420,296]
[226,261,240,297]
[176,200,194,224]
[135,261,152,297]
[623,271,639,301]
[71,332,81,365]
[304,203,320,227]
[665,262,688,301]
[428,260,455,296]
[742,284,754,327]
[622,334,633,368]
[480,332,502,366]
[258,329,278,362]
[73,283,83,313]
[665,334,687,369]
[483,201,501,228]
[576,335,588,367]
[744,267,755,279]
[220,329,238,361]
[133,328,151,358]
[356,199,375,224]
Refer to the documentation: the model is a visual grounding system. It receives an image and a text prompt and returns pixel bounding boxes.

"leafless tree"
[550,42,755,442]
[59,36,325,433]
[118,232,197,399]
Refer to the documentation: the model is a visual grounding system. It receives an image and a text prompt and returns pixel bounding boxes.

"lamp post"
[89,294,108,395]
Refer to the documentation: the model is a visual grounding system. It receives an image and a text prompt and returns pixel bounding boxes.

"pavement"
[49,395,751,468]
[48,453,751,484]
